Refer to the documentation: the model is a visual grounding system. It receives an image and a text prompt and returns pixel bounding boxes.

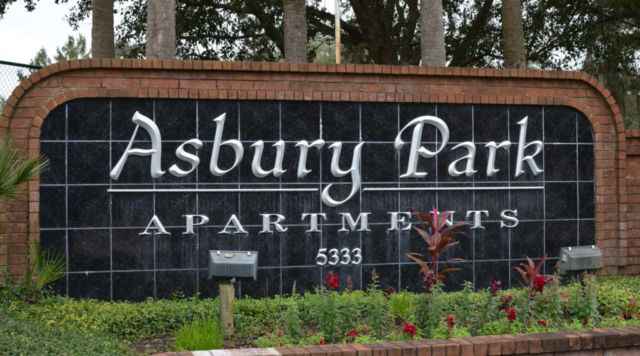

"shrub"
[174,315,224,352]
[414,282,445,337]
[257,332,292,348]
[525,319,558,334]
[563,318,597,330]
[430,324,472,339]
[477,319,523,336]
[314,271,342,343]
[9,297,220,341]
[389,292,415,322]
[0,313,129,356]
[340,288,359,336]
[569,274,599,321]
[366,269,391,339]
[285,283,303,342]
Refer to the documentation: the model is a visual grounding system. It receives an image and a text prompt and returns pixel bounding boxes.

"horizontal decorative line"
[363,186,544,191]
[107,188,318,193]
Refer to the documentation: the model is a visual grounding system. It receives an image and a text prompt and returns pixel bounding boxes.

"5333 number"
[316,248,362,266]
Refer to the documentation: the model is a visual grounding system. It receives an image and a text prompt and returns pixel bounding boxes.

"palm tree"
[420,0,446,67]
[91,0,115,58]
[0,138,49,208]
[501,0,527,69]
[283,0,307,63]
[146,0,176,59]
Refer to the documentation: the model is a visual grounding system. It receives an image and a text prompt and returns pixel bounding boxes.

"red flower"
[347,275,354,291]
[402,322,418,337]
[583,318,589,326]
[277,331,283,337]
[532,274,548,293]
[446,328,452,333]
[489,280,501,296]
[499,293,514,310]
[537,319,548,327]
[505,308,517,323]
[383,286,396,298]
[317,339,326,345]
[445,316,455,327]
[325,271,340,290]
[346,329,358,343]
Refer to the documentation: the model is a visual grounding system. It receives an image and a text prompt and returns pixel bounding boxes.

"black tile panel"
[38,99,596,299]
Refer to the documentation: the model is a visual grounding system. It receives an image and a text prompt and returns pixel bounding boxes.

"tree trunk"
[91,0,115,58]
[146,0,176,59]
[501,0,527,69]
[420,0,446,67]
[283,0,307,62]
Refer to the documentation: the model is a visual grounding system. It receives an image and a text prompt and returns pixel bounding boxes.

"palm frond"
[0,137,49,207]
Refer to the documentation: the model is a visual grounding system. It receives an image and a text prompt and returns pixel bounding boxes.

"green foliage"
[0,137,49,207]
[257,332,328,348]
[569,275,600,321]
[0,312,130,356]
[471,288,500,335]
[596,276,640,317]
[0,270,42,305]
[257,332,293,348]
[366,271,391,339]
[16,34,91,81]
[542,276,563,325]
[414,284,445,338]
[563,318,597,331]
[513,290,534,328]
[174,315,224,351]
[389,292,415,322]
[340,290,359,335]
[430,324,472,339]
[477,319,523,336]
[600,316,634,329]
[1,240,66,304]
[285,283,303,342]
[54,34,90,62]
[1,274,639,351]
[8,297,219,342]
[524,320,558,334]
[27,240,67,291]
[314,286,341,343]
[353,334,379,343]
[452,282,476,328]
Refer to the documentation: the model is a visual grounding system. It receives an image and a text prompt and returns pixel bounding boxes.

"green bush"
[430,324,472,339]
[174,315,224,352]
[389,292,416,322]
[477,319,523,336]
[8,296,219,341]
[0,313,130,356]
[1,274,639,353]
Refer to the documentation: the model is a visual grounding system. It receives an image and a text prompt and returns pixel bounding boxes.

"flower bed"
[1,275,639,355]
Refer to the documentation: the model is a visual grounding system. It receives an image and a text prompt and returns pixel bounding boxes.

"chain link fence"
[0,60,42,111]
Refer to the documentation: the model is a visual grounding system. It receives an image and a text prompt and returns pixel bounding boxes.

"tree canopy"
[1,0,639,126]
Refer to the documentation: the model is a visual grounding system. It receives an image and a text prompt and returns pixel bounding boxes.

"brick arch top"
[0,59,632,279]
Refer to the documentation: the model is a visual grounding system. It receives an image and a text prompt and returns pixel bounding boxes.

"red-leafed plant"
[622,298,640,321]
[406,207,472,284]
[512,254,548,288]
